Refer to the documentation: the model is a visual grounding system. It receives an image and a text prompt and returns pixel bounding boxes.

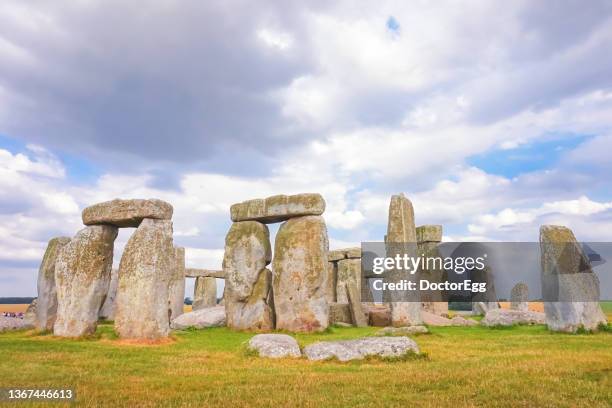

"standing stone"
[417,225,448,316]
[115,219,174,339]
[168,247,186,320]
[24,299,38,328]
[99,268,119,320]
[273,215,329,332]
[510,282,529,312]
[35,236,70,331]
[336,259,361,304]
[386,194,422,326]
[193,277,217,310]
[54,226,118,337]
[540,225,607,332]
[325,261,337,303]
[471,266,499,314]
[346,282,367,327]
[223,221,274,331]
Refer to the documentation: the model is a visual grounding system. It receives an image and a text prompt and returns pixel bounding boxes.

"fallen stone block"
[375,326,428,336]
[248,334,301,358]
[170,306,226,330]
[481,309,546,327]
[304,337,420,362]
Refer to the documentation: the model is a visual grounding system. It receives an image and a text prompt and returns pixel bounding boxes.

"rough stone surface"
[336,259,361,304]
[82,198,173,227]
[170,306,226,329]
[421,310,453,326]
[375,325,428,336]
[193,276,217,310]
[329,303,352,325]
[273,215,329,332]
[223,221,274,331]
[540,225,607,332]
[230,193,325,223]
[115,219,174,339]
[304,337,420,362]
[248,334,301,358]
[0,317,31,332]
[386,194,422,326]
[99,268,119,320]
[450,316,478,326]
[35,237,70,331]
[54,225,117,337]
[346,282,367,327]
[168,247,186,320]
[481,309,546,327]
[328,247,361,261]
[24,299,37,328]
[471,266,499,315]
[368,305,392,327]
[416,225,443,243]
[511,282,529,312]
[325,262,337,303]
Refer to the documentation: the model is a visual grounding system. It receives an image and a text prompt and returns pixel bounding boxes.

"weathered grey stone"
[386,194,422,326]
[170,306,225,330]
[273,215,329,332]
[248,334,301,358]
[114,219,174,339]
[99,268,118,320]
[416,225,442,243]
[375,326,428,336]
[328,247,361,261]
[231,193,325,223]
[54,225,117,337]
[346,282,367,327]
[35,236,70,331]
[325,262,337,303]
[450,316,478,326]
[82,198,173,227]
[540,225,607,333]
[510,282,529,312]
[193,276,217,310]
[329,303,352,325]
[168,247,185,320]
[184,268,225,278]
[367,305,392,327]
[336,259,361,304]
[481,309,546,327]
[223,221,274,331]
[471,266,499,314]
[304,337,420,362]
[24,299,37,328]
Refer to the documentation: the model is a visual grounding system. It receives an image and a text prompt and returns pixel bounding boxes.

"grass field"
[0,320,610,407]
[0,304,29,313]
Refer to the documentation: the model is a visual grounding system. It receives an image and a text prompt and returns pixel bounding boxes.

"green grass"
[0,322,610,408]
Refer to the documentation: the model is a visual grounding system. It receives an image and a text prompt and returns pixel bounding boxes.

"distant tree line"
[0,297,35,304]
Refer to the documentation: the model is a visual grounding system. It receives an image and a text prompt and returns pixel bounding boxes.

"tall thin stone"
[385,194,422,326]
[223,221,274,331]
[273,215,329,332]
[35,237,70,331]
[193,277,217,310]
[115,219,174,339]
[336,259,361,304]
[540,225,606,332]
[54,226,117,337]
[168,247,186,320]
[510,282,529,312]
[99,268,119,320]
[417,225,448,315]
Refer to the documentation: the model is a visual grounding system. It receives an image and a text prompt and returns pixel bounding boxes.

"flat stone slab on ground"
[481,309,546,327]
[230,193,325,223]
[248,334,302,358]
[376,326,429,336]
[82,198,173,227]
[170,306,226,330]
[304,337,420,362]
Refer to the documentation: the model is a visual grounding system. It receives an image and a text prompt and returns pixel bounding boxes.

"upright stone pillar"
[386,194,422,326]
[510,282,529,312]
[540,225,606,332]
[223,221,274,331]
[115,219,174,339]
[35,236,70,331]
[273,215,329,332]
[325,261,337,303]
[54,226,117,337]
[417,225,448,316]
[336,259,361,304]
[99,268,119,320]
[168,247,186,320]
[193,276,217,310]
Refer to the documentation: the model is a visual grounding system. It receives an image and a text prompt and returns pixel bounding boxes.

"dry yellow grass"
[0,304,29,313]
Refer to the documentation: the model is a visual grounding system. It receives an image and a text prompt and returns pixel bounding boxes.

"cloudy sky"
[1,0,612,297]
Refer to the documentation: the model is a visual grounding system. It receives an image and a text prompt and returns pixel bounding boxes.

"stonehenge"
[29,193,607,340]
[540,225,606,332]
[35,236,70,331]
